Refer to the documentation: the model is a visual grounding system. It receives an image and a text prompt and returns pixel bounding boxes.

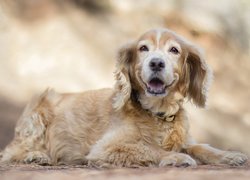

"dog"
[0,28,248,167]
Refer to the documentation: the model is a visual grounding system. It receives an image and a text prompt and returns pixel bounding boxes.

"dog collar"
[154,111,176,122]
[145,110,175,122]
[131,89,176,122]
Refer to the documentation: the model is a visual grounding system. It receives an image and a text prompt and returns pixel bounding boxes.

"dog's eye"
[169,47,179,54]
[139,45,149,52]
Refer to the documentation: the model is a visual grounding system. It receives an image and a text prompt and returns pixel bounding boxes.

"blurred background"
[0,0,249,155]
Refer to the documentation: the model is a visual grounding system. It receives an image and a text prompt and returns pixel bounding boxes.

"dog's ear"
[185,45,213,107]
[113,42,135,110]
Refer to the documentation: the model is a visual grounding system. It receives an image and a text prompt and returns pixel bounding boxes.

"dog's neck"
[131,89,184,120]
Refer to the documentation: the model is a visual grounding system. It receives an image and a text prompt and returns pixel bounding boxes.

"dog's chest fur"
[154,111,187,152]
[141,95,188,153]
[155,119,175,147]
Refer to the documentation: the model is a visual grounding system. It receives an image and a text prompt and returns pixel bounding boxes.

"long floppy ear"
[186,45,213,107]
[113,42,135,111]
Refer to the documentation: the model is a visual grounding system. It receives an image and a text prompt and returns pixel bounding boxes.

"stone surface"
[1,163,250,180]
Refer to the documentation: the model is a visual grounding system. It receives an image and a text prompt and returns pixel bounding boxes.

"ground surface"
[1,0,250,156]
[1,162,250,180]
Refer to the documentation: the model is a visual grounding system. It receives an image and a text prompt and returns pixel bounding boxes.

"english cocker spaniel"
[0,28,248,167]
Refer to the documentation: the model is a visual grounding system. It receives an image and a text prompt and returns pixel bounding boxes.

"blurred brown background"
[0,0,249,155]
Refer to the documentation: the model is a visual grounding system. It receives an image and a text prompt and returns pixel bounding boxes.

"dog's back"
[0,88,113,165]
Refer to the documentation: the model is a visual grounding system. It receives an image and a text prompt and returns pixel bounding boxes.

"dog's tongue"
[147,78,165,94]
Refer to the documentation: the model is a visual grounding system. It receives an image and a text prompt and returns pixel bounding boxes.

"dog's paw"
[88,159,115,169]
[221,152,248,166]
[23,151,51,165]
[159,153,197,167]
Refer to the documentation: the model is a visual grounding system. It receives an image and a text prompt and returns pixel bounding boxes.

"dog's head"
[113,28,212,110]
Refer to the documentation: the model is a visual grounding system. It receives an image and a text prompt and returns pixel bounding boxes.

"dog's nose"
[149,58,165,72]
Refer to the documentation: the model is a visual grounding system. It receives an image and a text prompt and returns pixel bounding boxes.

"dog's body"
[0,29,247,167]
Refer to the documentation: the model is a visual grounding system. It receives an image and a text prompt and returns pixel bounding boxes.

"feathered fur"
[0,29,247,167]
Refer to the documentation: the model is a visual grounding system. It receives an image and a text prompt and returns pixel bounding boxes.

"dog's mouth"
[146,77,174,95]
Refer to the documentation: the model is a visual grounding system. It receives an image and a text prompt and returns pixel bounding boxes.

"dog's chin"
[145,90,168,98]
[144,77,174,97]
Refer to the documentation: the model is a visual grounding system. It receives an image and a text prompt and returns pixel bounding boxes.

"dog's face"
[113,29,212,110]
[136,30,182,97]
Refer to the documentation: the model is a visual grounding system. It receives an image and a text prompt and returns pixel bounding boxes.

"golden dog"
[0,28,248,167]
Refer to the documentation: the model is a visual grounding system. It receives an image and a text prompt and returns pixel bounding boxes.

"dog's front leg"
[184,144,248,166]
[86,141,197,168]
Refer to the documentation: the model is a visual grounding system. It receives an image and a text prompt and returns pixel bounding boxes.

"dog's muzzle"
[145,58,171,95]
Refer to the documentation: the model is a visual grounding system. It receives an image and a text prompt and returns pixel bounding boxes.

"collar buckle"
[155,112,175,122]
